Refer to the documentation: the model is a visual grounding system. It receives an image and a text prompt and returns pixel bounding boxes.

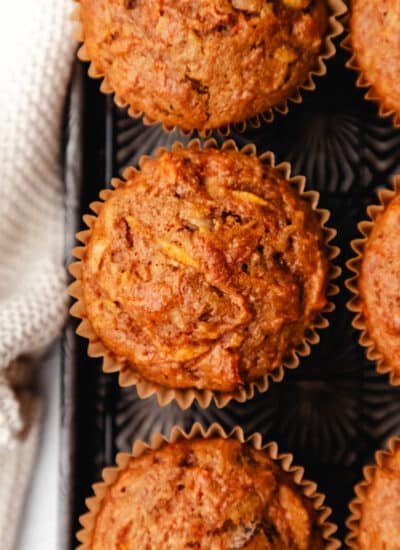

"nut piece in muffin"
[78,0,329,131]
[358,192,400,378]
[350,0,400,124]
[80,147,329,393]
[90,438,327,549]
[351,444,400,550]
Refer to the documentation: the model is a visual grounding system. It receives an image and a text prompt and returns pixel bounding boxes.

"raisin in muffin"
[78,146,329,393]
[347,439,400,550]
[78,0,329,131]
[357,191,400,380]
[88,438,328,549]
[350,0,400,124]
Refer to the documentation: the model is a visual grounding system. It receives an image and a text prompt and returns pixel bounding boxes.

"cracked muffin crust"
[350,0,400,122]
[78,0,329,131]
[352,445,400,550]
[81,147,329,392]
[358,192,400,378]
[90,438,326,549]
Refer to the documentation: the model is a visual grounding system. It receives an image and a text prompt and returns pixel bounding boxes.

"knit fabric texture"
[0,0,75,446]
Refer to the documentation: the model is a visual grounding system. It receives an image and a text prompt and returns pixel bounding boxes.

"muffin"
[347,180,400,383]
[70,142,336,403]
[346,438,400,549]
[348,0,400,126]
[76,0,339,132]
[77,425,339,549]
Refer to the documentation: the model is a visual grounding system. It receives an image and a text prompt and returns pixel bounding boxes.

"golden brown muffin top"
[357,447,400,550]
[81,148,328,392]
[91,439,326,549]
[359,192,400,376]
[351,0,400,118]
[79,0,328,131]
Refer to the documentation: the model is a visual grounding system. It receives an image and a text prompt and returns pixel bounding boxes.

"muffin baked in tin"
[77,424,340,549]
[347,437,400,549]
[347,0,400,126]
[347,178,400,384]
[70,142,337,402]
[75,0,344,132]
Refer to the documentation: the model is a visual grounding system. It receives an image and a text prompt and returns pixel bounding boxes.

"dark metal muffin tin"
[61,37,400,549]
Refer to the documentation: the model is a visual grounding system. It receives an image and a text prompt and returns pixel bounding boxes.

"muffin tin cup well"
[346,176,400,385]
[72,0,346,137]
[76,421,341,549]
[68,138,341,410]
[342,15,400,129]
[345,436,400,549]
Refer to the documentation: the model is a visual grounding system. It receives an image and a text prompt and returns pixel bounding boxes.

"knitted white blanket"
[0,0,74,547]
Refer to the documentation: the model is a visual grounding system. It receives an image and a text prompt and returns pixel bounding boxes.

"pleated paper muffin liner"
[68,138,341,410]
[346,436,400,549]
[76,422,341,549]
[72,0,347,137]
[346,176,400,385]
[342,14,400,128]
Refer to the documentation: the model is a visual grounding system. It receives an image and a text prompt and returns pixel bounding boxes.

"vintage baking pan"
[60,39,400,548]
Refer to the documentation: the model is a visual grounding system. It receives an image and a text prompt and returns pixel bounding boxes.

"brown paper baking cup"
[342,15,400,128]
[346,436,400,549]
[68,138,340,410]
[72,0,346,137]
[76,422,340,549]
[346,176,400,385]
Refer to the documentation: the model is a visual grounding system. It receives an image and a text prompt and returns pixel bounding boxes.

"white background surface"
[16,343,60,550]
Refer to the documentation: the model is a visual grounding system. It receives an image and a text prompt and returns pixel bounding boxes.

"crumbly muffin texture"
[351,0,400,119]
[79,0,328,131]
[82,148,328,391]
[91,439,325,549]
[357,447,400,550]
[359,193,400,376]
